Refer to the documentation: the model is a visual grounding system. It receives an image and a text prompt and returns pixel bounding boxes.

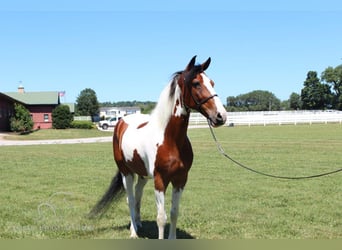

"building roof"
[0,92,25,104]
[3,91,60,105]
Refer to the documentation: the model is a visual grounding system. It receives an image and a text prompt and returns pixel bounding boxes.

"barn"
[0,86,60,131]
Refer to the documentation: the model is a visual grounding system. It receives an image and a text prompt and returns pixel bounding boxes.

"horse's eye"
[192,81,201,89]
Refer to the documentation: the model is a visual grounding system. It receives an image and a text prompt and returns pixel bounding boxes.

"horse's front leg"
[154,189,167,239]
[168,187,183,239]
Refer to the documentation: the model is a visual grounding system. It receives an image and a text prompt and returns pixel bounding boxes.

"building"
[0,92,23,131]
[99,106,141,119]
[0,86,61,131]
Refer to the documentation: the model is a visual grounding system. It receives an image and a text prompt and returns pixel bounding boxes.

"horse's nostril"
[217,113,223,121]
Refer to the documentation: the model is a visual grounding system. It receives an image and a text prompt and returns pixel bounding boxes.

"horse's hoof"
[130,233,139,239]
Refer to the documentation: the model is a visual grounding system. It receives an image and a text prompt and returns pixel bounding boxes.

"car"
[98,117,122,130]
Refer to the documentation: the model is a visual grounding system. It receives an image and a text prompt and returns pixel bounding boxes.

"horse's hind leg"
[135,176,148,227]
[122,174,139,238]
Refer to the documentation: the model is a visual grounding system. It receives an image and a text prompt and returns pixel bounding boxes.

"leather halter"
[191,92,218,111]
[181,75,218,113]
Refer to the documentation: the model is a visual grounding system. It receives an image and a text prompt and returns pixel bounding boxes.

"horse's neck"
[164,112,190,146]
[150,81,190,142]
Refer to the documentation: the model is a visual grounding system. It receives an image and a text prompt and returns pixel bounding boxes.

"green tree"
[289,92,302,110]
[52,105,73,129]
[226,90,280,111]
[301,71,332,110]
[76,88,99,116]
[321,65,342,110]
[280,99,290,110]
[10,103,34,133]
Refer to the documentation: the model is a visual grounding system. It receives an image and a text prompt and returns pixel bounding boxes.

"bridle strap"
[181,74,218,112]
[191,92,218,111]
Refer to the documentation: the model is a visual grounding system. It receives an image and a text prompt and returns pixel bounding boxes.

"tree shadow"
[137,220,195,239]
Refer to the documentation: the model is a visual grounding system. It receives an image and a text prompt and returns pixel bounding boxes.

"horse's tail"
[88,171,125,218]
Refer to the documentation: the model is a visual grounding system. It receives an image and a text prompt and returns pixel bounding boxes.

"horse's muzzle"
[209,112,227,127]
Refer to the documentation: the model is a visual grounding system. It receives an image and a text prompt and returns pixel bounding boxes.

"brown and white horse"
[90,56,227,239]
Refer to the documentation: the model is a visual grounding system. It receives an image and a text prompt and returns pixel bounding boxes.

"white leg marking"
[135,177,148,227]
[155,190,167,239]
[124,175,138,238]
[168,188,183,239]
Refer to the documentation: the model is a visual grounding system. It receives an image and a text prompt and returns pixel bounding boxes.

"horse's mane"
[149,71,183,128]
[169,64,203,98]
[169,71,182,99]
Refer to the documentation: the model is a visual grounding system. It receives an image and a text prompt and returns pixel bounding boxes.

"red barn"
[0,93,23,131]
[0,86,60,131]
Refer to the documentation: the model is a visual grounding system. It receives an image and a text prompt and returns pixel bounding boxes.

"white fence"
[73,116,92,121]
[189,110,342,127]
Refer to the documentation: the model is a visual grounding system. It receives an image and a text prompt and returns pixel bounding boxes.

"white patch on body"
[120,80,185,177]
[173,85,188,117]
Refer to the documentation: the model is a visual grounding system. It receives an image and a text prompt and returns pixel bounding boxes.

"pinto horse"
[90,56,227,239]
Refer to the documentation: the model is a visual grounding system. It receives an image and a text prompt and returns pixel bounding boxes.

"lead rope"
[207,120,342,180]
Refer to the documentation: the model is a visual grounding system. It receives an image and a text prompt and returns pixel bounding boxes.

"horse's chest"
[154,138,194,176]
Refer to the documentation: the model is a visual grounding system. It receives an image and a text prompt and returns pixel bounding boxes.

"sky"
[1,1,342,104]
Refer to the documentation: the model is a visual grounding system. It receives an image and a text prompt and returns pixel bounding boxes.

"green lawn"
[1,124,342,239]
[3,128,110,140]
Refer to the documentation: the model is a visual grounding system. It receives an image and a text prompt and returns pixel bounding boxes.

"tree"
[289,92,302,110]
[321,65,342,110]
[10,103,34,133]
[52,105,73,129]
[301,71,332,110]
[280,99,290,110]
[226,90,281,111]
[76,88,99,116]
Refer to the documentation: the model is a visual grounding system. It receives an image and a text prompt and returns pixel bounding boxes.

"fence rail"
[189,110,342,127]
[73,116,92,121]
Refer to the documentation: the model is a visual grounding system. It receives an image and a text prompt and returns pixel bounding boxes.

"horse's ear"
[201,57,211,71]
[185,55,197,71]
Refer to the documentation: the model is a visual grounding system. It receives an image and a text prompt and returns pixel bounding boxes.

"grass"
[3,128,110,140]
[1,124,342,239]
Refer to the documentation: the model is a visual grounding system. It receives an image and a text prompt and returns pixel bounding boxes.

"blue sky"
[1,1,342,103]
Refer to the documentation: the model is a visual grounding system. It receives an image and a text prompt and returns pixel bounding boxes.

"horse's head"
[180,56,227,127]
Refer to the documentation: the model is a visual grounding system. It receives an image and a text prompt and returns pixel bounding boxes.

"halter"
[191,92,218,111]
[182,75,218,112]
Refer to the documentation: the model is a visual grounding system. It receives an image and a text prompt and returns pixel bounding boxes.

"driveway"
[0,125,205,146]
[0,133,112,146]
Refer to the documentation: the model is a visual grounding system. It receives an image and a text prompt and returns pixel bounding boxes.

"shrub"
[70,120,94,129]
[10,103,34,133]
[52,105,73,129]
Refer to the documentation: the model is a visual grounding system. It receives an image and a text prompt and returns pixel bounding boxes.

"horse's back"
[114,113,151,153]
[121,113,150,128]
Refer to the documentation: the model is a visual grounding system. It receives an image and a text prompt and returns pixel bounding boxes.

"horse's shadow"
[124,220,195,239]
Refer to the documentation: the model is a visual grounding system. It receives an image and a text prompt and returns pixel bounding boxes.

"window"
[44,114,49,122]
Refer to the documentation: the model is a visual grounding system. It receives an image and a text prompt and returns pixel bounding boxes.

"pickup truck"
[98,117,122,130]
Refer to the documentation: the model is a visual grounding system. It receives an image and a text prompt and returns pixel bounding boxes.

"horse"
[89,56,227,239]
